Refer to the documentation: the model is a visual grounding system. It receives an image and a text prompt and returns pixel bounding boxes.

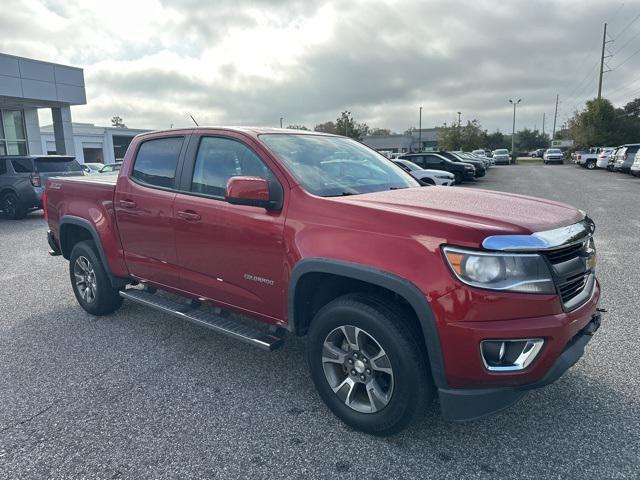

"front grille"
[542,240,594,310]
[544,242,584,264]
[557,272,589,303]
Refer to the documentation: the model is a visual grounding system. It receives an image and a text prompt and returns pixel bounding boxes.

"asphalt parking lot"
[1,165,638,479]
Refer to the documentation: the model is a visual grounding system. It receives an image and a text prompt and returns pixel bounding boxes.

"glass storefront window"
[6,142,27,155]
[0,109,27,155]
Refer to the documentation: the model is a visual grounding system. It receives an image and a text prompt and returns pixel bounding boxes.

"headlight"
[442,246,555,293]
[465,166,474,170]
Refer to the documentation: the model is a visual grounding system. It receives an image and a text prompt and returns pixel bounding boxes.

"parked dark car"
[435,151,486,177]
[398,152,475,184]
[0,155,84,219]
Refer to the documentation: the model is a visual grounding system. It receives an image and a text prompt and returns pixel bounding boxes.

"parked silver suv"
[0,156,84,219]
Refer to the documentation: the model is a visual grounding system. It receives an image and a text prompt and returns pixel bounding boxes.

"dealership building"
[362,128,440,153]
[0,53,86,157]
[0,53,147,164]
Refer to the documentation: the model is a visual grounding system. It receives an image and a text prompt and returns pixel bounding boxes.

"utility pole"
[457,111,461,126]
[457,112,462,151]
[552,94,559,142]
[279,117,283,128]
[418,106,422,152]
[509,99,521,162]
[542,112,546,136]
[598,23,607,99]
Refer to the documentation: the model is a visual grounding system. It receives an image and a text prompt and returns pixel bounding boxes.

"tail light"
[577,154,581,160]
[30,173,41,187]
[42,188,48,220]
[624,153,628,160]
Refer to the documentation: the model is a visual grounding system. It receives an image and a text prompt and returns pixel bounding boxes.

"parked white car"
[392,159,455,186]
[81,162,104,174]
[631,151,640,177]
[595,148,615,169]
[543,148,564,164]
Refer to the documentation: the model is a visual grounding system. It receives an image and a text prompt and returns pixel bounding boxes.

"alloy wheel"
[74,256,97,304]
[322,325,394,413]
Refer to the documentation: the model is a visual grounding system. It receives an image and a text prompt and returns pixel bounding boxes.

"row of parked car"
[573,144,640,176]
[0,155,121,219]
[386,149,498,186]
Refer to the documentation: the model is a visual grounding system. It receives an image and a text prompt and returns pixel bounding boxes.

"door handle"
[177,210,201,221]
[119,199,136,209]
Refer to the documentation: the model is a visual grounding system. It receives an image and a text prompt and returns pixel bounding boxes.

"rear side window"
[132,137,184,189]
[0,160,6,175]
[10,158,33,173]
[35,158,82,172]
[191,136,271,198]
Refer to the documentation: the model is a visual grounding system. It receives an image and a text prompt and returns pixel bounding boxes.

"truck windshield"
[260,134,419,197]
[35,158,82,172]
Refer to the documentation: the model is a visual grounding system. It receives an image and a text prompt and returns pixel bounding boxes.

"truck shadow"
[2,302,635,478]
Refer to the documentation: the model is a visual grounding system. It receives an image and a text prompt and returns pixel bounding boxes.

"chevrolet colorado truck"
[44,127,602,435]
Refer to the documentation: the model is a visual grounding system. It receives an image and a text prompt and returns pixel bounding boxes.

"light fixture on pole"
[508,99,522,163]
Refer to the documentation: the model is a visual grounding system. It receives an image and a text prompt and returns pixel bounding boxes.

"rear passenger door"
[172,133,288,321]
[114,135,189,287]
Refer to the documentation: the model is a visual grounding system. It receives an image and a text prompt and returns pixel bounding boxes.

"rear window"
[11,158,33,173]
[132,137,184,189]
[35,158,82,173]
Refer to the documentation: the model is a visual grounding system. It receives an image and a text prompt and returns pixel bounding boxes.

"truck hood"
[336,186,583,235]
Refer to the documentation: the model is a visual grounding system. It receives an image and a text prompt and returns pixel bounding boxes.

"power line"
[612,11,640,39]
[612,25,640,55]
[611,44,640,70]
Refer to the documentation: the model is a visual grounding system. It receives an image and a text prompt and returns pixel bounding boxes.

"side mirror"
[225,176,276,209]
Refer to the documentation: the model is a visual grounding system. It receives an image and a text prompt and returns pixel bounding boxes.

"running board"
[119,289,285,350]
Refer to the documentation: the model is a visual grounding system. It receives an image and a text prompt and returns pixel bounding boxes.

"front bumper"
[439,311,602,421]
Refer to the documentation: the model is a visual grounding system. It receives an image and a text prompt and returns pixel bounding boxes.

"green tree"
[567,98,640,147]
[314,121,337,134]
[335,111,369,140]
[623,97,640,117]
[516,128,550,150]
[286,124,309,130]
[438,118,484,150]
[483,130,507,150]
[111,115,126,128]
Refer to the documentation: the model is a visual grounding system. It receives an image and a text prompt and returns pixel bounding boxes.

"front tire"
[1,191,27,219]
[69,240,123,315]
[306,294,433,436]
[586,161,596,170]
[453,172,463,184]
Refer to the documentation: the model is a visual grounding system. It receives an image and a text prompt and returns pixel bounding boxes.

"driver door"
[172,133,287,321]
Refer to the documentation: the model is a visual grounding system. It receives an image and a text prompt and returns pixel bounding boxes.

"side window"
[132,137,184,189]
[191,136,270,198]
[10,158,33,173]
[423,155,440,168]
[0,160,6,175]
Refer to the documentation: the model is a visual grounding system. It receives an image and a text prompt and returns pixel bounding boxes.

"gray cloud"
[2,0,639,133]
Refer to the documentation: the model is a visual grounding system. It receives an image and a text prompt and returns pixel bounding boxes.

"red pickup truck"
[45,127,602,435]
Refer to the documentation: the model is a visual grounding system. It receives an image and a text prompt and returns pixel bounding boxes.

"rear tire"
[69,240,123,315]
[586,161,596,170]
[422,177,435,185]
[1,192,27,219]
[306,293,433,436]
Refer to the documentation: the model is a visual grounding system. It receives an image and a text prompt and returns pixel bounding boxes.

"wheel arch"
[59,216,127,288]
[288,258,447,388]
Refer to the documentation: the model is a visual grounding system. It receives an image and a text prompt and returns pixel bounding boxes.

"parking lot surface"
[1,165,638,479]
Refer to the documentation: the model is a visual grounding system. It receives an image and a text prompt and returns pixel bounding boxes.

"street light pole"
[279,117,283,128]
[457,112,462,150]
[418,106,422,152]
[509,99,522,164]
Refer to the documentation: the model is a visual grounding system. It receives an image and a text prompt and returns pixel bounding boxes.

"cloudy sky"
[2,0,639,134]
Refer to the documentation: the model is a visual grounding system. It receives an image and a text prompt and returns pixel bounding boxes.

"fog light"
[480,339,544,372]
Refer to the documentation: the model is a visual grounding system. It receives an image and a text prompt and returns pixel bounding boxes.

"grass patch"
[515,157,544,165]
